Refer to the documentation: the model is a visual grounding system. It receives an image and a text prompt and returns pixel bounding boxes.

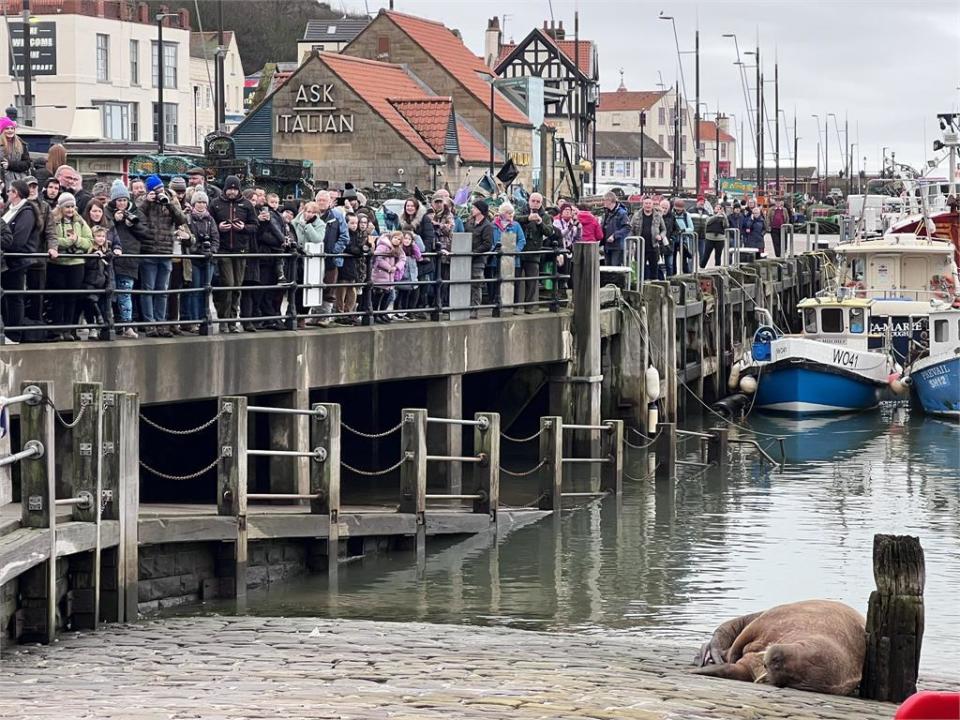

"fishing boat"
[742,297,896,415]
[903,307,960,419]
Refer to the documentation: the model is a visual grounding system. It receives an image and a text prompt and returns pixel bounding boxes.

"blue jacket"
[319,209,347,266]
[601,203,630,249]
[329,207,350,267]
[492,219,527,269]
[740,214,766,251]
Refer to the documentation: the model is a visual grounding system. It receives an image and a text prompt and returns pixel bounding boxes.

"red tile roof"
[699,120,736,144]
[598,89,668,112]
[497,36,595,78]
[389,98,453,154]
[381,10,531,127]
[456,118,502,164]
[320,53,441,159]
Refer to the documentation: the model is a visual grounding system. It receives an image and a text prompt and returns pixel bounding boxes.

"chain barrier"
[628,426,655,441]
[340,421,403,440]
[624,466,658,482]
[52,400,89,429]
[139,406,227,436]
[139,454,223,481]
[341,456,406,477]
[500,428,545,444]
[624,431,660,451]
[499,459,547,478]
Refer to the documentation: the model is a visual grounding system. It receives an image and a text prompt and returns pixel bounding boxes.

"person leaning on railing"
[291,201,324,330]
[1,179,37,342]
[24,176,56,328]
[182,190,219,334]
[210,175,257,332]
[80,224,118,340]
[515,192,558,314]
[106,179,148,339]
[467,200,493,318]
[47,192,93,341]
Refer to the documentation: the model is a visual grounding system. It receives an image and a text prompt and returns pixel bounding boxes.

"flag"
[0,402,8,440]
[496,158,519,185]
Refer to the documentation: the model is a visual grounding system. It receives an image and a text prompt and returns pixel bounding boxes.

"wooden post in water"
[600,420,624,495]
[70,382,103,630]
[860,534,925,703]
[311,403,341,581]
[655,421,676,484]
[472,412,499,520]
[217,396,248,601]
[399,408,427,565]
[19,381,56,643]
[708,426,728,470]
[571,242,601,458]
[537,416,563,512]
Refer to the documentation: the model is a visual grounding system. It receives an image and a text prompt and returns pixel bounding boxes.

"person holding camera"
[136,174,187,337]
[210,175,257,332]
[1,179,36,342]
[106,180,148,338]
[183,191,219,333]
[47,192,93,340]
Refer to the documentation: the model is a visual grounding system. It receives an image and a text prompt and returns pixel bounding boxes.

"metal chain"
[139,454,223,481]
[624,431,660,450]
[499,459,547,478]
[624,466,658,482]
[341,456,406,476]
[53,401,89,429]
[340,421,403,439]
[139,406,227,436]
[500,428,544,443]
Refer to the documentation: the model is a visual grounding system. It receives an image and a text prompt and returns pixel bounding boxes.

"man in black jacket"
[515,192,558,313]
[1,179,36,342]
[210,175,257,331]
[468,200,493,317]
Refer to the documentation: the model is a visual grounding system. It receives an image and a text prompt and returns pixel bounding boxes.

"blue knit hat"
[110,179,130,201]
[145,174,163,193]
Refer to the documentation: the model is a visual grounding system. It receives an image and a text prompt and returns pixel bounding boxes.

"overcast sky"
[348,0,960,178]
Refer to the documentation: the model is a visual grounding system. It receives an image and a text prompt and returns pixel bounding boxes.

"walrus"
[693,600,866,696]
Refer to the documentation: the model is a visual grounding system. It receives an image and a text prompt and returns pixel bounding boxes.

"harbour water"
[180,405,960,673]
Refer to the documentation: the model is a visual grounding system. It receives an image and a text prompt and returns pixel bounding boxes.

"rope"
[139,454,223,481]
[518,492,548,509]
[139,407,227,436]
[624,466,658,482]
[628,426,655,441]
[500,428,544,443]
[52,400,89,429]
[499,459,547,477]
[340,421,403,439]
[624,430,659,450]
[341,457,406,477]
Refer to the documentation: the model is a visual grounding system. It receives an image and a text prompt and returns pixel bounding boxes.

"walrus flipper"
[693,652,764,682]
[695,611,764,667]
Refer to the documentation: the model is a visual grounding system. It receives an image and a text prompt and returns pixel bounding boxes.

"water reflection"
[193,406,960,671]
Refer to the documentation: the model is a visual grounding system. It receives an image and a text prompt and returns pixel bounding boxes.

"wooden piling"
[113,392,139,622]
[860,534,925,703]
[70,382,103,630]
[571,242,601,457]
[600,420,624,495]
[400,408,427,565]
[19,381,56,643]
[472,412,499,520]
[311,403,341,581]
[655,421,676,484]
[537,416,563,512]
[217,396,248,601]
[707,427,728,470]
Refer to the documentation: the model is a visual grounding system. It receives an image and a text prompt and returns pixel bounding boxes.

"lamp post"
[722,33,756,159]
[22,0,33,126]
[639,110,646,194]
[828,112,844,193]
[155,12,179,154]
[660,13,697,195]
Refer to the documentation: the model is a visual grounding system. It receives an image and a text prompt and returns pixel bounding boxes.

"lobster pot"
[303,242,325,308]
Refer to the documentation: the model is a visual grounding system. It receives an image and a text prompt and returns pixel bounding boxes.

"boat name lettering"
[868,319,923,336]
[919,365,950,379]
[832,349,859,368]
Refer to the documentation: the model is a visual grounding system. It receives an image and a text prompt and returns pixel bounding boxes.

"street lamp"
[813,113,827,194]
[659,13,698,193]
[155,12,179,154]
[639,110,647,194]
[722,33,756,158]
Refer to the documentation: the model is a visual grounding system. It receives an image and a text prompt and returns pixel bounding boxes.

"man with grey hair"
[314,190,347,326]
[515,191,558,312]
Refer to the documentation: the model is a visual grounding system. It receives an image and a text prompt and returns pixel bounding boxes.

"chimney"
[555,20,565,41]
[177,7,190,29]
[137,2,148,23]
[718,115,731,134]
[119,0,130,21]
[484,16,502,69]
[451,28,462,40]
[95,0,105,18]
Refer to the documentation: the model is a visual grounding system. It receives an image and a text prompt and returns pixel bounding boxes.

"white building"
[296,18,370,62]
[190,31,245,142]
[0,3,196,148]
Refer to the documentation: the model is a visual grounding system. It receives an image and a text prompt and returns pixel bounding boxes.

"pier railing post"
[311,402,341,580]
[472,412,499,520]
[19,381,56,644]
[655,421,676,484]
[571,241,602,459]
[537,416,563,512]
[217,396,248,601]
[600,420,624,495]
[708,427,728,471]
[400,408,427,563]
[70,381,103,631]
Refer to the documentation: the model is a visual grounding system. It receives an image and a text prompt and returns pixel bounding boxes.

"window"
[657,162,664,178]
[130,39,139,85]
[669,109,676,125]
[850,308,865,334]
[599,161,606,177]
[934,319,948,343]
[625,161,632,177]
[311,44,326,52]
[668,135,675,151]
[152,102,178,145]
[698,142,705,155]
[820,308,844,333]
[376,36,390,58]
[658,134,664,148]
[721,142,727,159]
[658,107,665,125]
[804,308,817,334]
[612,112,621,127]
[96,101,138,141]
[96,34,109,82]
[151,41,178,89]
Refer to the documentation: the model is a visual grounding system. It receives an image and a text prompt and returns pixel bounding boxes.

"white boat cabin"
[798,297,875,350]
[929,309,960,357]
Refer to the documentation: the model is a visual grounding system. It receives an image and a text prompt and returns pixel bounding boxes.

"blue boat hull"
[911,357,960,419]
[754,364,882,415]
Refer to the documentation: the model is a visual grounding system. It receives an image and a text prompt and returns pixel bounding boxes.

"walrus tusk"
[754,670,769,683]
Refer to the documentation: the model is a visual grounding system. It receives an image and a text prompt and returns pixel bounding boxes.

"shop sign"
[10,21,57,76]
[276,83,355,134]
[720,177,757,196]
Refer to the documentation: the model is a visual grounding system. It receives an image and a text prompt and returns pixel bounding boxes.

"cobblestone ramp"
[0,617,917,719]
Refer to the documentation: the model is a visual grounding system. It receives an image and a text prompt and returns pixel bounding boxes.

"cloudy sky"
[349,0,960,178]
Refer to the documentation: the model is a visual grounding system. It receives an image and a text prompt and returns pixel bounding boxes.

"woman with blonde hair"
[0,117,32,185]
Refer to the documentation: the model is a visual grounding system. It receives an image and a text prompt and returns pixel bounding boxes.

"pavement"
[0,616,924,720]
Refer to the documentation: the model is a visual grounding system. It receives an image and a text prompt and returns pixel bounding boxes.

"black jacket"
[0,138,31,176]
[341,228,368,283]
[82,245,116,291]
[469,217,493,263]
[106,200,149,279]
[209,194,258,252]
[256,207,287,284]
[2,202,37,272]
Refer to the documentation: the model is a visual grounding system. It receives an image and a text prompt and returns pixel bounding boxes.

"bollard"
[537,416,563,512]
[217,396,248,601]
[310,403,340,581]
[655,421,676,484]
[70,382,103,630]
[399,408,427,565]
[472,412,499,520]
[600,420,624,495]
[707,426,729,471]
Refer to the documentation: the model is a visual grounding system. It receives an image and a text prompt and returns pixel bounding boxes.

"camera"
[201,240,213,253]
[156,192,170,205]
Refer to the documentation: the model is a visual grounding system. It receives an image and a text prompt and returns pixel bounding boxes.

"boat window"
[820,308,844,333]
[849,308,865,334]
[803,308,817,333]
[934,319,948,343]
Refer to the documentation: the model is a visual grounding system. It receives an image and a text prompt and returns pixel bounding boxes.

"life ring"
[844,280,867,298]
[929,275,956,301]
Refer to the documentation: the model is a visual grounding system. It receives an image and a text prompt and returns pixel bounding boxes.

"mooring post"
[860,534,925,703]
[399,408,427,566]
[310,402,341,582]
[708,426,729,471]
[70,382,103,631]
[100,391,122,623]
[105,392,139,623]
[571,241,602,459]
[600,420,624,495]
[655,421,676,484]
[19,381,56,643]
[472,412,499,520]
[217,396,248,602]
[537,416,563,512]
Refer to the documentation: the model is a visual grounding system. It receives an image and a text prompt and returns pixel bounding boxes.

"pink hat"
[0,117,16,132]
